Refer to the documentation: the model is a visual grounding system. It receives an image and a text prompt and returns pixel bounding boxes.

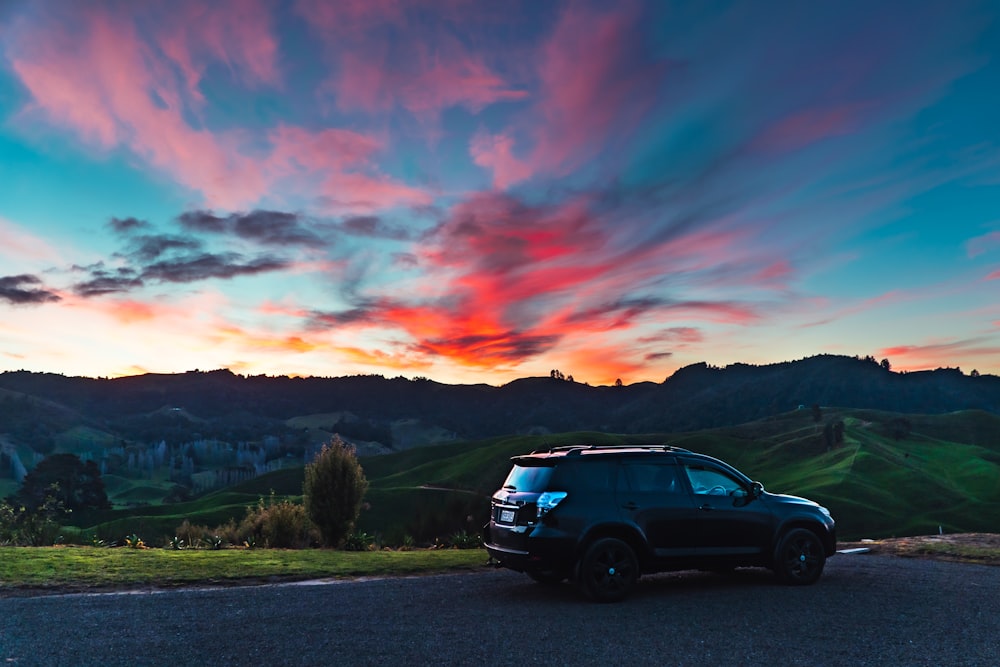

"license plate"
[499,509,515,523]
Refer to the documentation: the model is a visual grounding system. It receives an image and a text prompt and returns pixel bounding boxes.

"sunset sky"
[1,0,999,385]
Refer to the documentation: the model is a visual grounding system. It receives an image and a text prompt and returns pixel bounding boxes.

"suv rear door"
[616,459,700,558]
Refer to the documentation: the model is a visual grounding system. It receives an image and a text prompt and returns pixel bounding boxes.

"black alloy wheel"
[774,528,826,585]
[578,537,639,602]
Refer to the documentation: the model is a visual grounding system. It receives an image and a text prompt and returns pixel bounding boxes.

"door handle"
[622,502,639,510]
[699,504,714,511]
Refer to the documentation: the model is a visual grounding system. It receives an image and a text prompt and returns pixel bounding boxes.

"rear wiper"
[502,484,517,491]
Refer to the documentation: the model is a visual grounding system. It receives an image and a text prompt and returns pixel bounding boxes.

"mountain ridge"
[0,355,997,449]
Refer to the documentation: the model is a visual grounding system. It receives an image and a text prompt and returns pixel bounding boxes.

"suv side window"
[682,462,743,496]
[620,462,682,494]
[552,460,616,491]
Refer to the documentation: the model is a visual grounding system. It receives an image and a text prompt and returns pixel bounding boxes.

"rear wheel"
[773,528,826,585]
[578,538,639,602]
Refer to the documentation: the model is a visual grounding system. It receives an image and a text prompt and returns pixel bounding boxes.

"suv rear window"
[502,464,554,492]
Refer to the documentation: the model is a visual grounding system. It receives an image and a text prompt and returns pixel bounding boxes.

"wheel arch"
[576,523,652,571]
[771,520,834,563]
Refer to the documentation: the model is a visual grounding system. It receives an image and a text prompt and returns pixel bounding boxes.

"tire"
[577,538,639,602]
[527,569,567,585]
[773,528,826,585]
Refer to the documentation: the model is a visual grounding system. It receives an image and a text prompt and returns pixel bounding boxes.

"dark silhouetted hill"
[0,355,997,449]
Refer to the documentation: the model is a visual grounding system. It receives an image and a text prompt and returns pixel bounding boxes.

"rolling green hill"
[62,408,1000,545]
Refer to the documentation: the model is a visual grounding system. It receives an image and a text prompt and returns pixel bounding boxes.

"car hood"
[764,491,822,508]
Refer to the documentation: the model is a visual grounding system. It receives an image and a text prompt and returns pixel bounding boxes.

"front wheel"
[773,528,826,585]
[577,537,639,602]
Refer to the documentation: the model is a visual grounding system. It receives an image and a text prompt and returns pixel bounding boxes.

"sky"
[1,0,999,386]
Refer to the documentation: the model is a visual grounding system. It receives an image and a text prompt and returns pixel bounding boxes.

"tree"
[13,453,110,512]
[811,404,823,424]
[615,378,623,388]
[880,358,891,372]
[303,437,368,547]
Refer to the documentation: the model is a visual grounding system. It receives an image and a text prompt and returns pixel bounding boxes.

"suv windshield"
[502,464,554,492]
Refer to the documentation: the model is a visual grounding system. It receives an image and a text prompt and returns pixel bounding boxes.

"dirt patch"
[840,533,1000,565]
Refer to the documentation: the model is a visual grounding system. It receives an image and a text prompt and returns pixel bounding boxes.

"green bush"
[303,437,368,547]
[447,530,482,550]
[0,497,65,547]
[174,519,212,549]
[237,493,313,549]
[172,495,314,549]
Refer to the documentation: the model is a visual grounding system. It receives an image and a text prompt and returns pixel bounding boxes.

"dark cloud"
[307,307,376,328]
[418,331,561,363]
[177,210,228,233]
[0,274,61,305]
[128,234,203,262]
[72,267,144,297]
[233,210,323,247]
[565,297,665,325]
[178,209,324,247]
[645,351,674,361]
[339,215,411,241]
[638,327,703,344]
[140,252,289,283]
[108,216,151,235]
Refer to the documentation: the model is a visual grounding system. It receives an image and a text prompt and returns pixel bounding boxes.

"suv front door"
[679,459,774,559]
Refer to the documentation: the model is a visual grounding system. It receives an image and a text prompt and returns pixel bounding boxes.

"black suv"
[484,444,836,601]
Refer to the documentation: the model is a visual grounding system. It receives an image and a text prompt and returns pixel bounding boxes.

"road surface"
[1,554,997,666]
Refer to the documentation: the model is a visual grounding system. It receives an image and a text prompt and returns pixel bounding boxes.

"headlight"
[536,491,568,519]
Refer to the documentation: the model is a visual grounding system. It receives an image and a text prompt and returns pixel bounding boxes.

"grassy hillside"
[62,408,1000,545]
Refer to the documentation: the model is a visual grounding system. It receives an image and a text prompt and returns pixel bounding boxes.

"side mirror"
[750,481,764,499]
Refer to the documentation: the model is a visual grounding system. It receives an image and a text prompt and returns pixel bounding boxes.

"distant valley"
[1,354,998,544]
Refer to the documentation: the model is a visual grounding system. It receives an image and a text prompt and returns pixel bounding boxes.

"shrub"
[124,533,146,549]
[448,530,482,550]
[175,519,212,549]
[343,531,375,551]
[303,437,368,547]
[0,496,65,546]
[237,493,313,549]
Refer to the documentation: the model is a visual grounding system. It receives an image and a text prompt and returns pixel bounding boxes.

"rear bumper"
[484,523,576,573]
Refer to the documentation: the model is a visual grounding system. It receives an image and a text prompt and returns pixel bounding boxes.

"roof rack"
[528,444,690,455]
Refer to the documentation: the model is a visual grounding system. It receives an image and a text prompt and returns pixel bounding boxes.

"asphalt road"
[1,554,998,666]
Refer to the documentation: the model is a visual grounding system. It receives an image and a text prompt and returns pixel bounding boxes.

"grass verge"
[0,547,487,596]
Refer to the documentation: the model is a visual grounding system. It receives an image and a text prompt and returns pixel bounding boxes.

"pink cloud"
[967,231,1000,258]
[986,269,1000,281]
[470,131,532,189]
[398,44,528,116]
[753,103,868,153]
[332,48,528,118]
[266,124,381,172]
[8,5,267,208]
[0,217,65,265]
[528,3,666,175]
[299,1,526,122]
[7,5,427,213]
[151,0,280,101]
[876,339,1000,372]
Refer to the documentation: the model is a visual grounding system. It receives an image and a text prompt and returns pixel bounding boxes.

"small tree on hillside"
[303,437,368,547]
[14,453,110,512]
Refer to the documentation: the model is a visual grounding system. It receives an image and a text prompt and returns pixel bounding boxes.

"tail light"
[536,491,567,519]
